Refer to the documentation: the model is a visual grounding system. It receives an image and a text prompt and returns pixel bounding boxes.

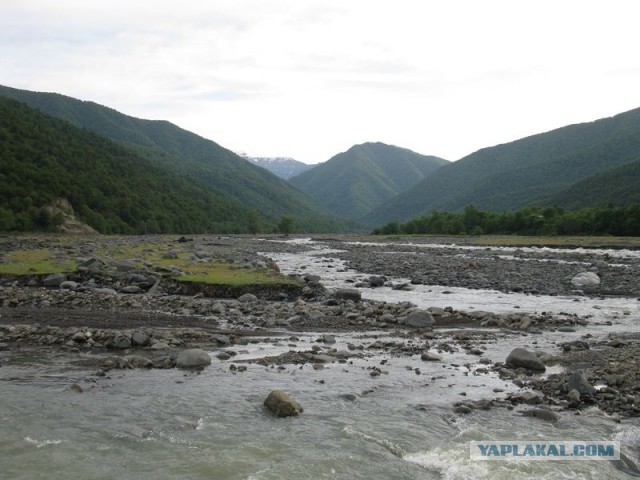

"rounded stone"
[176,349,211,369]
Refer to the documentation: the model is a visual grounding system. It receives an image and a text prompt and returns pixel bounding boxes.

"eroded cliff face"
[44,198,97,234]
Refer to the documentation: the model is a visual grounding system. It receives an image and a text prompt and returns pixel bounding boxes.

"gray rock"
[567,389,581,402]
[335,289,362,302]
[211,303,225,315]
[505,348,546,372]
[121,286,142,294]
[59,281,79,290]
[72,332,87,343]
[78,257,105,268]
[110,334,131,349]
[454,405,472,414]
[311,354,338,363]
[264,390,303,417]
[43,273,66,288]
[213,335,231,345]
[124,355,153,368]
[519,408,560,422]
[420,351,442,361]
[176,349,211,368]
[514,391,544,404]
[405,311,435,329]
[92,287,117,295]
[339,393,358,402]
[321,335,336,344]
[113,260,137,271]
[131,331,151,347]
[238,293,258,303]
[571,272,601,288]
[368,276,385,287]
[567,369,596,396]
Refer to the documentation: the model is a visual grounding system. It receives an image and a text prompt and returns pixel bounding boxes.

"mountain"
[0,96,252,233]
[242,155,313,180]
[0,85,351,232]
[366,107,640,224]
[547,158,640,209]
[288,142,448,221]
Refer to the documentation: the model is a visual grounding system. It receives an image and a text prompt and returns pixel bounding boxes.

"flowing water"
[1,238,639,479]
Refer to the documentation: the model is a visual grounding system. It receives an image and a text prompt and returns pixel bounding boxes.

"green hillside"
[0,85,351,231]
[546,158,640,209]
[366,107,640,224]
[289,142,448,221]
[0,97,253,233]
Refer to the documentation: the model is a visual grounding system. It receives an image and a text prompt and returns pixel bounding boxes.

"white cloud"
[1,0,640,163]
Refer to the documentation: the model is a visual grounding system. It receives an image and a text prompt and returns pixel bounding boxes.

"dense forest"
[290,142,448,221]
[366,106,640,225]
[0,97,261,233]
[0,84,354,232]
[373,205,640,237]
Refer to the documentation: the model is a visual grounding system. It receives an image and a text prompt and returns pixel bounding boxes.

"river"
[1,238,639,479]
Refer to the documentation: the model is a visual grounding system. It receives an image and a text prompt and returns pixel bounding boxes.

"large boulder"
[264,390,303,417]
[176,349,211,369]
[405,310,435,329]
[43,273,66,287]
[109,334,132,350]
[566,369,596,396]
[335,288,362,302]
[505,348,546,372]
[571,272,601,288]
[421,351,442,361]
[238,293,258,303]
[131,331,151,347]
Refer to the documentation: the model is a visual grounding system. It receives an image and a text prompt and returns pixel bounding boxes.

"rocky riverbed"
[1,234,640,427]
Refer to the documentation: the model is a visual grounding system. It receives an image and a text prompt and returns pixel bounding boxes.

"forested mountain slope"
[366,107,640,224]
[0,97,251,233]
[289,142,448,220]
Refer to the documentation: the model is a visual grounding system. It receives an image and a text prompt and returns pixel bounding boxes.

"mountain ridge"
[242,155,313,180]
[365,107,640,224]
[0,96,253,233]
[0,84,352,231]
[289,142,448,221]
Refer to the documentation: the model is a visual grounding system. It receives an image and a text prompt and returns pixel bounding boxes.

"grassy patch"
[94,240,301,287]
[0,249,76,275]
[178,262,299,286]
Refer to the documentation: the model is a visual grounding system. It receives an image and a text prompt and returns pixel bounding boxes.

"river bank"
[1,234,640,478]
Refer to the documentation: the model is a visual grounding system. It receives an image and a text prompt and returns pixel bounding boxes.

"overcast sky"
[2,1,639,164]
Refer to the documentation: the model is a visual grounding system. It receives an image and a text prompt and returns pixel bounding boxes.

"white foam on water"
[24,436,63,448]
[195,417,205,430]
[403,446,489,480]
[341,425,405,457]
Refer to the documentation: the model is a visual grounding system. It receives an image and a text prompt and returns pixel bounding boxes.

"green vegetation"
[277,215,295,235]
[0,84,354,233]
[177,263,299,286]
[0,248,76,275]
[373,205,640,237]
[92,239,302,286]
[289,142,448,221]
[0,97,256,234]
[0,237,301,288]
[366,107,640,225]
[547,158,640,208]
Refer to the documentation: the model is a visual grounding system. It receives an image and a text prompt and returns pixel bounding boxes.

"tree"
[247,209,260,235]
[278,215,294,235]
